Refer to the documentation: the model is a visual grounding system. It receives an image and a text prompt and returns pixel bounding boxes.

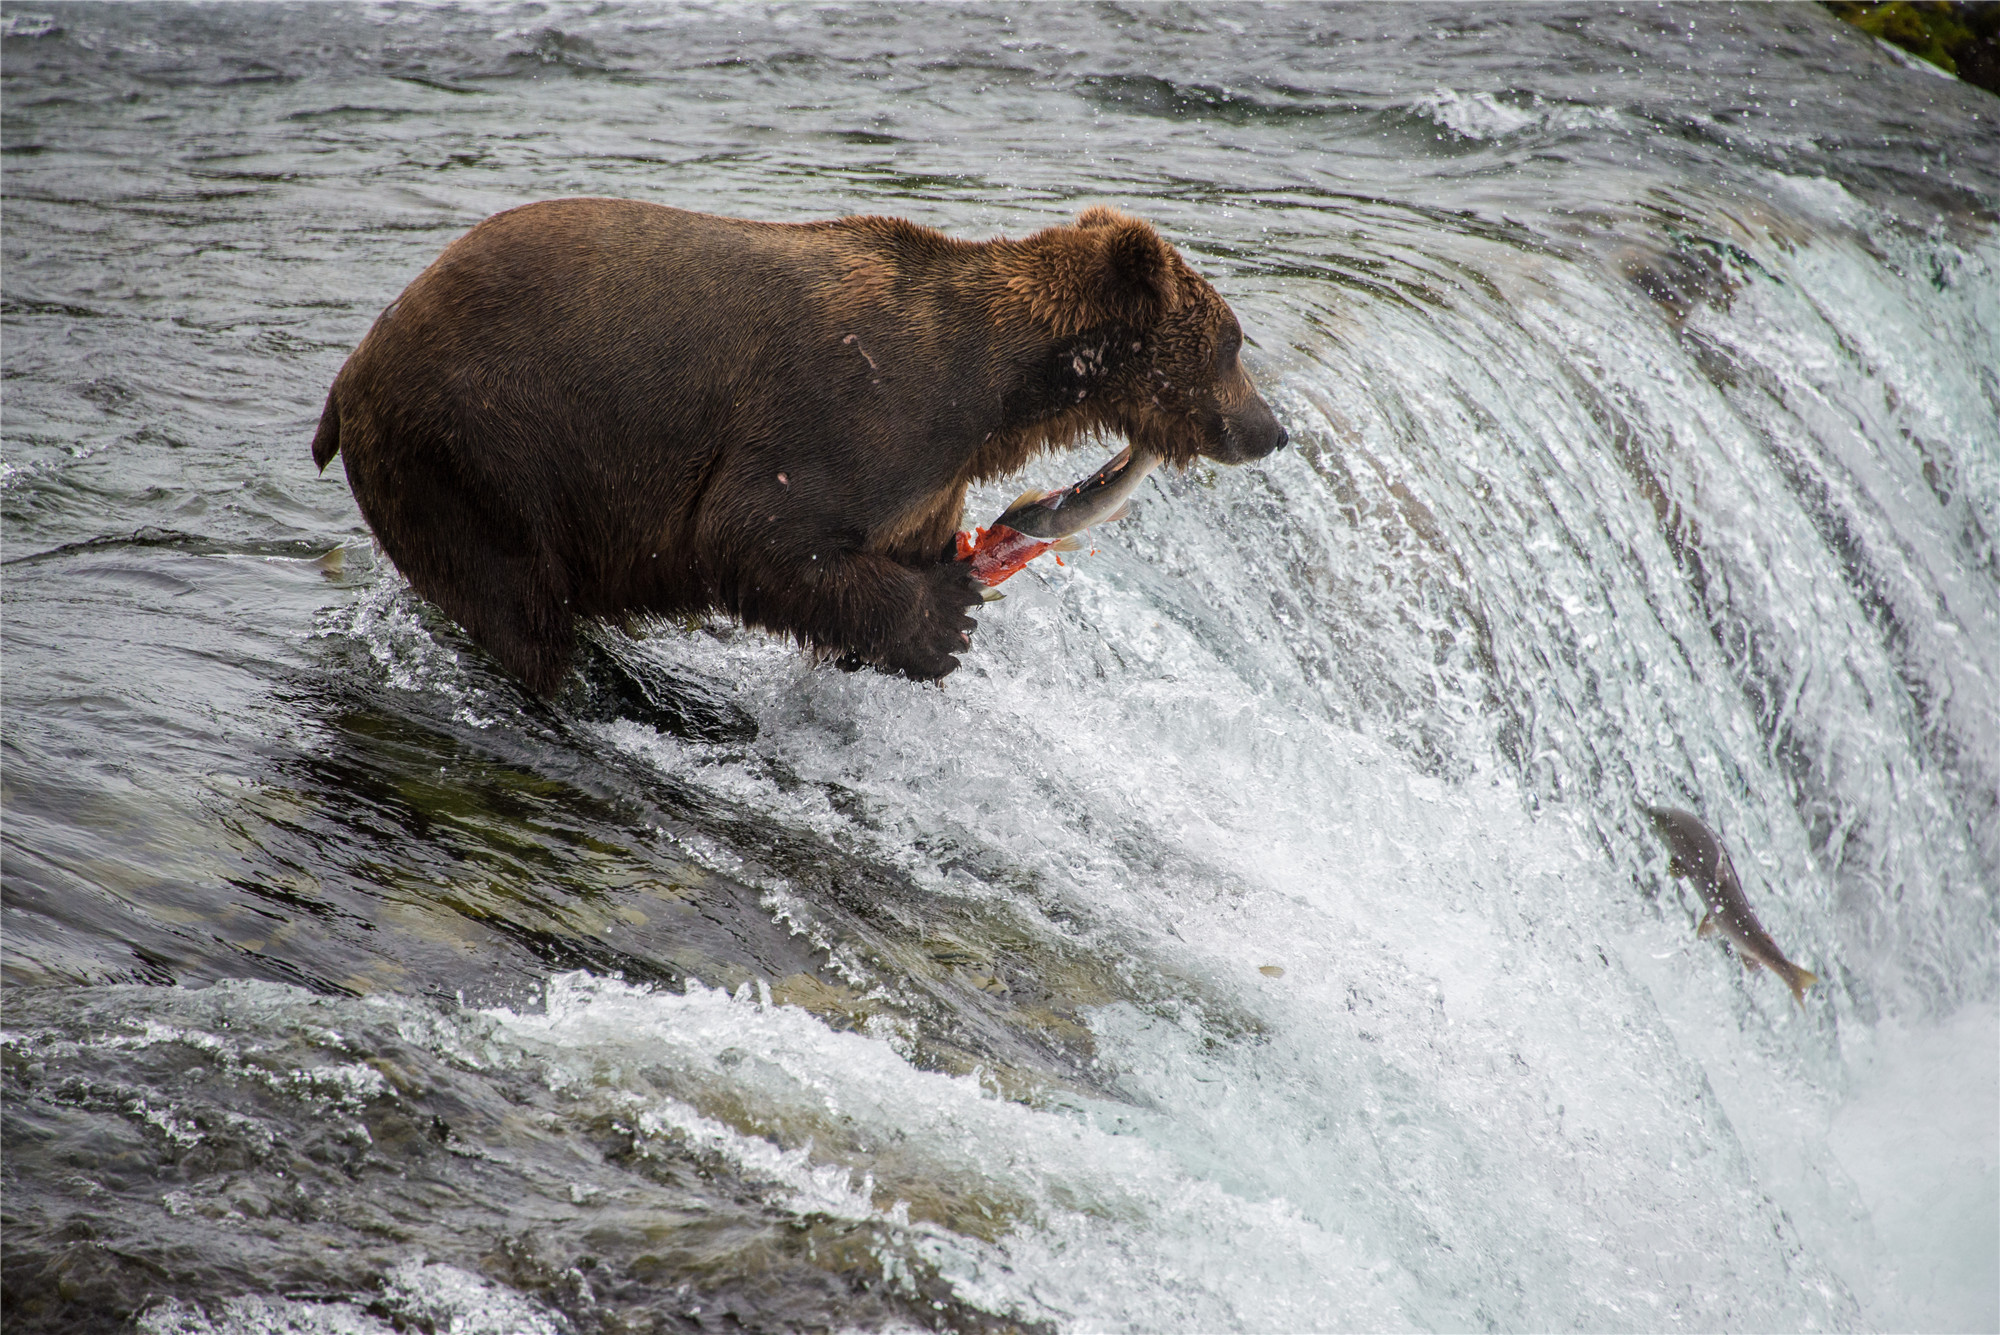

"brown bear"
[311,199,1286,694]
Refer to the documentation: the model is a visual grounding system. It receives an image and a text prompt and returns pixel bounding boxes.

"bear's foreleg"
[733,549,983,682]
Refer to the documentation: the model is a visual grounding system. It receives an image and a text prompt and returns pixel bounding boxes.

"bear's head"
[1004,206,1287,467]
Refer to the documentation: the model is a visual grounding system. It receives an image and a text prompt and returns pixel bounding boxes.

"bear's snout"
[1209,390,1288,464]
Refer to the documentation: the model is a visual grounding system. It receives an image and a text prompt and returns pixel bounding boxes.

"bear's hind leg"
[346,456,578,696]
[444,544,578,696]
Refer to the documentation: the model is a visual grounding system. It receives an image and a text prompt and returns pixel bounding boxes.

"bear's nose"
[1273,425,1289,451]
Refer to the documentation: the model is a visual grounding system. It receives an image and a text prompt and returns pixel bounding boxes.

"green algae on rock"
[1824,2,2000,92]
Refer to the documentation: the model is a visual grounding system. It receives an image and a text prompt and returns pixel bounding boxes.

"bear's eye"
[1218,330,1242,367]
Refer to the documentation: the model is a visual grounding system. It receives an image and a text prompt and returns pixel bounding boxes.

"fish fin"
[313,546,345,574]
[979,588,1005,603]
[1696,913,1717,939]
[1050,536,1083,552]
[1011,488,1049,510]
[1667,856,1690,879]
[1100,501,1131,524]
[1743,954,1763,972]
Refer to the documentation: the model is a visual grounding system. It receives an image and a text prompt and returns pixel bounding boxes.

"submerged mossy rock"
[1824,2,2000,93]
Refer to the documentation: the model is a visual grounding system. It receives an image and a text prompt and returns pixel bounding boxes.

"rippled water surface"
[5,4,1998,1332]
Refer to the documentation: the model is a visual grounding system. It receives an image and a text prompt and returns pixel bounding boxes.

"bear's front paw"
[884,562,983,681]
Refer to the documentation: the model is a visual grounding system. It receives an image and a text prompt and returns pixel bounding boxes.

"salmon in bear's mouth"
[956,445,1161,590]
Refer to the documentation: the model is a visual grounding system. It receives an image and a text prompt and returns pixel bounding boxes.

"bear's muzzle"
[1209,390,1288,464]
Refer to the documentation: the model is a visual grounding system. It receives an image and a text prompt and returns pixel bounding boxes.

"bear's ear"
[1008,210,1182,335]
[1095,214,1181,326]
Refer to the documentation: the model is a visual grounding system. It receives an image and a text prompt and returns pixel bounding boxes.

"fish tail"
[1784,965,1819,1006]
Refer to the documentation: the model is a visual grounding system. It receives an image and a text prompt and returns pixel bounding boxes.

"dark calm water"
[4,4,1997,1331]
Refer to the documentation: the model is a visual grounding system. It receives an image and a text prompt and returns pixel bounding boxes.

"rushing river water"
[4,4,1998,1332]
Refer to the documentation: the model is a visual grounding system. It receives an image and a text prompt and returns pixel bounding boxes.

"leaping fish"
[956,445,1160,591]
[1642,804,1819,1005]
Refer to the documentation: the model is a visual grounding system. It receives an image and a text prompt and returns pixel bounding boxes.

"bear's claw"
[879,562,984,681]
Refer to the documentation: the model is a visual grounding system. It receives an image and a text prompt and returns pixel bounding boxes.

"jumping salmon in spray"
[1642,804,1819,1005]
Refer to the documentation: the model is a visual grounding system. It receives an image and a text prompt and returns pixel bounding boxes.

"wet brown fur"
[312,200,1285,694]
